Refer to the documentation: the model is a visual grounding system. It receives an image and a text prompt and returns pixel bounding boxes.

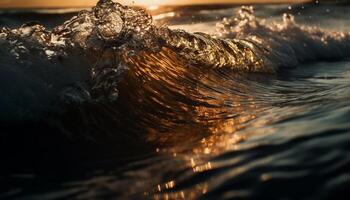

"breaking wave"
[1,0,350,134]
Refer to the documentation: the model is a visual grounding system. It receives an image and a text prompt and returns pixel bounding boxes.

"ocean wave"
[1,0,350,126]
[2,2,350,199]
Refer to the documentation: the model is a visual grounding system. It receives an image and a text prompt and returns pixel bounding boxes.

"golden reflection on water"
[152,182,209,200]
[121,47,266,199]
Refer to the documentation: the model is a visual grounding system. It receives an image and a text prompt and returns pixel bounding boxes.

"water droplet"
[97,12,124,41]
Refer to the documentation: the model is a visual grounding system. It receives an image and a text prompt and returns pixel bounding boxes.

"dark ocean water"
[1,1,350,200]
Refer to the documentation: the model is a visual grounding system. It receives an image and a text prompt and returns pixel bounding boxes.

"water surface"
[1,1,350,200]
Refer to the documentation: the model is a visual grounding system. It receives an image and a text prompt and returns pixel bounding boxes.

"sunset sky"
[0,0,311,8]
